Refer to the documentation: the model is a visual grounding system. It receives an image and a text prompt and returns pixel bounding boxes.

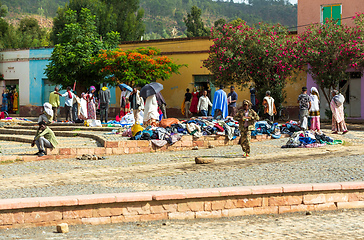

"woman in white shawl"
[143,94,159,126]
[330,90,348,134]
[129,87,144,124]
[38,102,53,123]
[309,87,320,131]
[262,91,276,121]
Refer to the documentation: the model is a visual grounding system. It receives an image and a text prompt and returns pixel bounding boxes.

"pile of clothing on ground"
[282,130,343,148]
[279,120,302,135]
[251,121,282,139]
[115,117,241,147]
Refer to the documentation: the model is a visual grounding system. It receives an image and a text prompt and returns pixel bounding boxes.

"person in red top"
[189,88,199,114]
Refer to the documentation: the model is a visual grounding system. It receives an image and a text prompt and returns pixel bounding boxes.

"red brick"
[92,207,113,217]
[22,156,38,162]
[251,185,283,195]
[314,203,337,211]
[152,191,186,201]
[150,205,165,214]
[348,192,364,202]
[59,148,71,155]
[0,213,16,225]
[184,188,221,199]
[221,208,254,217]
[211,200,226,210]
[47,148,59,155]
[0,198,40,210]
[128,148,140,154]
[219,187,252,197]
[94,148,106,155]
[253,206,278,215]
[110,215,126,223]
[236,197,262,208]
[118,141,126,148]
[24,211,62,223]
[168,212,195,220]
[312,183,342,191]
[123,215,141,222]
[105,148,113,155]
[112,148,124,155]
[303,194,326,204]
[195,210,222,219]
[325,193,348,203]
[181,141,193,147]
[63,209,93,219]
[77,148,90,155]
[177,203,190,212]
[187,201,204,212]
[125,141,138,148]
[269,196,302,206]
[224,199,237,209]
[337,201,364,209]
[162,203,177,213]
[105,141,119,148]
[282,184,313,193]
[115,192,153,203]
[140,213,168,221]
[204,202,212,211]
[139,147,152,153]
[39,196,78,207]
[81,217,111,225]
[340,182,364,190]
[77,194,116,205]
[193,141,204,147]
[137,141,150,147]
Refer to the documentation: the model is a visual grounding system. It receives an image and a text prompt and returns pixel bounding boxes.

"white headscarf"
[43,102,53,117]
[310,87,319,98]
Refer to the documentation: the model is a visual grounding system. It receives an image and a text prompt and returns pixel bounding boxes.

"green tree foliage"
[184,6,208,37]
[103,0,145,41]
[51,0,144,44]
[296,15,364,103]
[45,8,120,93]
[91,47,186,86]
[16,17,49,48]
[51,0,117,44]
[203,21,298,107]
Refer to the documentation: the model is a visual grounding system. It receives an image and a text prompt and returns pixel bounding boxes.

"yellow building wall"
[118,37,306,113]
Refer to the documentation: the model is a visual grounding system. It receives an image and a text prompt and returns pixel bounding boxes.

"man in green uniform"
[234,100,259,157]
[31,121,58,157]
[49,87,60,122]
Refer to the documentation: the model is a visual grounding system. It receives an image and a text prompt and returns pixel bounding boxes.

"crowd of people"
[29,83,349,157]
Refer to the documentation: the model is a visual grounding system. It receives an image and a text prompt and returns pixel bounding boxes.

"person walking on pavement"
[212,85,228,119]
[31,120,58,157]
[262,90,276,121]
[129,87,144,124]
[197,90,212,117]
[49,87,60,122]
[156,92,167,119]
[60,86,75,122]
[98,84,111,123]
[184,88,192,119]
[297,87,311,130]
[330,90,348,134]
[227,86,238,117]
[234,100,259,157]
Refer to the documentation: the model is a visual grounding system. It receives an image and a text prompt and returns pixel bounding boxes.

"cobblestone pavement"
[0,209,363,239]
[0,130,363,198]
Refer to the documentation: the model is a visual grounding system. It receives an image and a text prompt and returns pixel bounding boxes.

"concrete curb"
[0,182,363,228]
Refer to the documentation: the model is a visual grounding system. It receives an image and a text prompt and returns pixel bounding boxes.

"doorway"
[341,72,361,118]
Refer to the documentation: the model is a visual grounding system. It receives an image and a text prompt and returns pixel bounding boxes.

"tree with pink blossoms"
[296,15,364,103]
[203,21,299,108]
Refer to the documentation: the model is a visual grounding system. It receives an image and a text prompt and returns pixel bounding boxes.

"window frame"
[321,4,342,25]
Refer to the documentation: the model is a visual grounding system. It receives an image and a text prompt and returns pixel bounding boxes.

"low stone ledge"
[0,182,363,228]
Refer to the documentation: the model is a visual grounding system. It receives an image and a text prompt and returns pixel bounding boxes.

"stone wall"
[0,182,363,229]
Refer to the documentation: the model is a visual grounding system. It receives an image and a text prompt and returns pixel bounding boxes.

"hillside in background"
[1,0,297,39]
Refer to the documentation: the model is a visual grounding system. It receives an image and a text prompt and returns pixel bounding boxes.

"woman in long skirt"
[87,86,97,120]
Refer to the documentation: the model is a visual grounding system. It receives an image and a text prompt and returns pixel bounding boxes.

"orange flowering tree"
[91,47,185,86]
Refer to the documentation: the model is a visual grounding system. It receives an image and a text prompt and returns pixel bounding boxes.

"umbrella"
[118,83,133,92]
[140,82,163,98]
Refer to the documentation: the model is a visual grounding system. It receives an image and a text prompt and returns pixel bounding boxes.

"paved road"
[0,130,363,199]
[1,209,363,239]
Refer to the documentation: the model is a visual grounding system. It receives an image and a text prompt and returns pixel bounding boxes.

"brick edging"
[0,182,363,228]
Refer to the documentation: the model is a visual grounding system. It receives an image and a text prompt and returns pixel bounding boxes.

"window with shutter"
[321,4,342,25]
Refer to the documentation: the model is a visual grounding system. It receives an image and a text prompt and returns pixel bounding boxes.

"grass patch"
[73,133,79,137]
[73,129,82,131]
[342,140,352,146]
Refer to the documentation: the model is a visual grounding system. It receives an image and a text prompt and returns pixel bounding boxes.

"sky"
[289,0,297,4]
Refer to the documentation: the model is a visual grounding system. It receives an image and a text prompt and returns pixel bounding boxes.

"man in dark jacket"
[98,84,111,123]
